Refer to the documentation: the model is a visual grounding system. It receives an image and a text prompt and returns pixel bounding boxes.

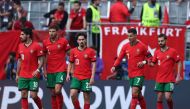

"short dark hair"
[21,28,33,39]
[128,28,137,35]
[76,33,87,40]
[73,1,81,6]
[158,33,167,40]
[49,25,59,31]
[58,2,64,7]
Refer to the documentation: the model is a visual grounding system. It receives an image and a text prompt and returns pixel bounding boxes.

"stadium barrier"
[0,80,190,109]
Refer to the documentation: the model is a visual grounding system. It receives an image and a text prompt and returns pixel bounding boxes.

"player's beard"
[159,43,166,48]
[20,37,26,43]
[80,42,84,48]
[50,34,57,40]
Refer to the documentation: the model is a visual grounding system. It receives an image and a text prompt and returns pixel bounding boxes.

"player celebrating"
[66,33,96,109]
[150,34,182,109]
[111,28,151,109]
[16,28,43,109]
[43,25,70,109]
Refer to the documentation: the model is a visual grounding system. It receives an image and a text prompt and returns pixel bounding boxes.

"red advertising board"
[100,25,186,80]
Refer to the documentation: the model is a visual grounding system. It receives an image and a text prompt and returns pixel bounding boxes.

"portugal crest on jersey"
[84,54,88,58]
[166,55,170,59]
[30,49,34,54]
[57,44,61,49]
[136,49,140,54]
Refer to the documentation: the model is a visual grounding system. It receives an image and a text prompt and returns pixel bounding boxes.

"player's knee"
[30,92,37,99]
[70,92,77,100]
[165,95,172,101]
[21,91,28,98]
[132,93,138,98]
[55,89,61,95]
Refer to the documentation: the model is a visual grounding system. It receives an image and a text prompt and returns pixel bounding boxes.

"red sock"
[51,95,57,109]
[84,103,90,109]
[56,93,63,109]
[167,100,173,109]
[33,96,43,109]
[130,95,138,109]
[21,98,28,109]
[73,99,80,109]
[139,96,146,109]
[157,101,163,109]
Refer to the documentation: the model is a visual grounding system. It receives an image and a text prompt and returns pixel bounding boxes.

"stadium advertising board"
[0,80,189,109]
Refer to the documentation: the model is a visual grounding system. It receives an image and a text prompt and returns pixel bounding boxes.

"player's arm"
[66,62,73,82]
[66,18,72,30]
[89,61,96,85]
[66,49,74,82]
[137,49,152,68]
[43,55,47,78]
[83,15,87,29]
[33,56,44,77]
[16,58,21,83]
[111,47,126,73]
[176,60,182,84]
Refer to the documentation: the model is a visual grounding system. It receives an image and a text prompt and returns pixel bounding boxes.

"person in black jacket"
[44,2,68,30]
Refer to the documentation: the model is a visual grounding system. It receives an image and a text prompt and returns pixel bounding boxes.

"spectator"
[86,0,101,56]
[109,0,135,22]
[67,0,86,47]
[44,2,68,30]
[12,17,34,30]
[140,0,162,27]
[5,52,17,80]
[0,0,14,31]
[13,1,27,20]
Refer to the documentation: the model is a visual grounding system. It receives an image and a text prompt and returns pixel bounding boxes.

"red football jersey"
[114,41,150,78]
[43,37,70,73]
[18,41,43,78]
[69,47,96,80]
[152,48,181,83]
[70,8,86,30]
[109,2,130,22]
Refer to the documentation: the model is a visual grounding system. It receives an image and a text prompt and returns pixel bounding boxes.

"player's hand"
[137,61,145,68]
[175,75,182,84]
[89,77,94,85]
[66,74,70,82]
[16,75,19,83]
[32,69,39,77]
[111,67,116,73]
[43,70,47,79]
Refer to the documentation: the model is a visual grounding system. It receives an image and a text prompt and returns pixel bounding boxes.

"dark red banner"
[100,25,186,80]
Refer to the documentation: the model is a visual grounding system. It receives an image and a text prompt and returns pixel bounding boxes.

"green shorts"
[18,77,39,91]
[129,76,144,87]
[47,72,66,88]
[155,82,175,92]
[70,77,92,92]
